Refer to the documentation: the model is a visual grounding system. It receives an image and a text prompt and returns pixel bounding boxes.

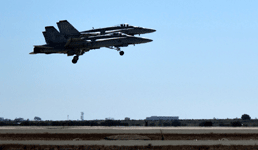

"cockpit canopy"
[118,24,143,29]
[120,23,129,27]
[115,23,133,28]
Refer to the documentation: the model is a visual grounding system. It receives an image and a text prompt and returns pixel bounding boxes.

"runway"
[1,126,258,149]
[1,126,258,134]
[1,140,258,146]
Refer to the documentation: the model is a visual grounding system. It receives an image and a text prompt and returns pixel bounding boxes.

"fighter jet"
[30,22,154,64]
[56,20,156,38]
[80,23,156,36]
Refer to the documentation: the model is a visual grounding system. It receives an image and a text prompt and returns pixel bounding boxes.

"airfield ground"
[1,126,258,149]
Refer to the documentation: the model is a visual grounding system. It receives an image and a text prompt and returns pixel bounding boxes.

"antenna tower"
[81,112,84,121]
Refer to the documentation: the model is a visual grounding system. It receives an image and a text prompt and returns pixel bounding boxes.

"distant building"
[105,117,114,120]
[125,117,130,121]
[14,118,24,122]
[146,116,179,121]
[34,116,41,121]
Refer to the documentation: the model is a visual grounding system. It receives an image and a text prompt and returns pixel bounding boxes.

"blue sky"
[1,0,258,121]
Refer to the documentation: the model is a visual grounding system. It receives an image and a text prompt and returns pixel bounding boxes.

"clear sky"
[1,0,258,121]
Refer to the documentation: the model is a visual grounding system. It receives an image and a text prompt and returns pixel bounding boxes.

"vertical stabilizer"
[43,26,67,44]
[57,20,81,37]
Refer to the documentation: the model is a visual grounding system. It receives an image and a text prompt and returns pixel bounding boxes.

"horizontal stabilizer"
[31,45,57,54]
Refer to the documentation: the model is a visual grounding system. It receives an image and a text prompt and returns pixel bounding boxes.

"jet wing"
[81,27,120,33]
[33,45,53,49]
[30,45,66,54]
[81,28,134,36]
[80,33,99,37]
[64,38,87,48]
[81,25,132,34]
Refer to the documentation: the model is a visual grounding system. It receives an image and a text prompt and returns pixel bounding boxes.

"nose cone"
[142,28,156,34]
[142,38,153,43]
[149,29,156,33]
[146,38,153,42]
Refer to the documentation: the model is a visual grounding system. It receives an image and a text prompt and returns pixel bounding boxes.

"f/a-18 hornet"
[30,20,156,64]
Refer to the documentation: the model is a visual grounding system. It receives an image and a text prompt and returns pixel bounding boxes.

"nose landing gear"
[119,51,124,56]
[114,47,124,56]
[72,55,79,64]
[106,46,125,56]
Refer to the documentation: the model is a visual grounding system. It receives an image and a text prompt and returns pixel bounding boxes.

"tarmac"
[1,126,258,134]
[1,140,258,146]
[1,127,258,146]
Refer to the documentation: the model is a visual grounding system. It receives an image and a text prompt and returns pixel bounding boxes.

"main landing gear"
[71,50,84,64]
[119,51,124,56]
[72,55,79,64]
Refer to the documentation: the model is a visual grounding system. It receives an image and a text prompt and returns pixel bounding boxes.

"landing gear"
[106,46,125,56]
[114,47,124,56]
[72,55,79,64]
[119,51,124,56]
